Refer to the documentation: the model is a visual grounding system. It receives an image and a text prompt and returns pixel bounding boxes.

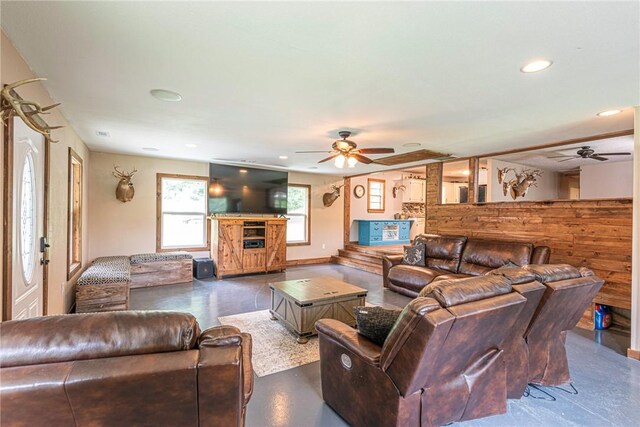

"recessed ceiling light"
[150,89,182,102]
[520,59,553,73]
[597,109,622,117]
[96,130,110,137]
[308,166,318,169]
[279,155,288,160]
[239,169,248,173]
[403,142,421,148]
[185,143,197,148]
[462,170,471,176]
[142,147,159,152]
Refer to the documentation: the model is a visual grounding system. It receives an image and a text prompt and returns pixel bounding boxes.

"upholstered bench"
[129,252,193,288]
[76,256,131,313]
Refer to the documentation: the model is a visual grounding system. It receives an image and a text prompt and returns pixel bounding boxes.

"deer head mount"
[113,166,138,203]
[323,184,344,207]
[497,167,542,200]
[392,184,406,199]
[1,78,64,143]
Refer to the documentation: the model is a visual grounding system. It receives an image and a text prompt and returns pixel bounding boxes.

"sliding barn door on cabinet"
[266,221,287,271]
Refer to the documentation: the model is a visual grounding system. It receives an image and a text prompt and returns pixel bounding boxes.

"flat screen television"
[208,163,288,215]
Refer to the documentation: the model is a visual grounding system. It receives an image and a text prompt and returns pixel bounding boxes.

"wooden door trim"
[2,114,15,320]
[2,116,50,319]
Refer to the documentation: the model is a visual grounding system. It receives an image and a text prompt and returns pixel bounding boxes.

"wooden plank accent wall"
[425,163,633,310]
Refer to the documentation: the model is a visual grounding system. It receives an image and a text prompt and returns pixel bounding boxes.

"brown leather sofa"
[317,278,527,427]
[382,234,551,297]
[0,311,253,427]
[316,264,605,425]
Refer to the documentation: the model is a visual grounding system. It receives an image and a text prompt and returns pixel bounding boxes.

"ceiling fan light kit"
[297,130,395,169]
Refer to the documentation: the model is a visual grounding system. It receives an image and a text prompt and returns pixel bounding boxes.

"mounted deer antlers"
[497,167,542,200]
[1,78,64,143]
[113,166,138,203]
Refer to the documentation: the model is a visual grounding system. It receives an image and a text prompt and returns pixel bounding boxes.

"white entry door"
[11,117,45,319]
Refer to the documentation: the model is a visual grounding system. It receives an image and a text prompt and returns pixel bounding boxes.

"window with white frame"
[286,184,311,245]
[367,178,385,212]
[157,174,208,251]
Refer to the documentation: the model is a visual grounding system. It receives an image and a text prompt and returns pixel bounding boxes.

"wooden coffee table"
[269,276,368,343]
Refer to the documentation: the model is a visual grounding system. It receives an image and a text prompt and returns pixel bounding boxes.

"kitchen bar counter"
[356,219,411,246]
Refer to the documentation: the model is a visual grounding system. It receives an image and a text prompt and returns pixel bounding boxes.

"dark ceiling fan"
[296,131,394,168]
[549,146,631,162]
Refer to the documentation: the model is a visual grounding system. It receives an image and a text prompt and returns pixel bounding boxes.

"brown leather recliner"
[522,265,604,387]
[316,278,527,427]
[382,234,551,297]
[0,311,253,427]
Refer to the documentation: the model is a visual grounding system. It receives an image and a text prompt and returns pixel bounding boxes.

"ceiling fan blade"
[357,148,395,154]
[548,155,577,159]
[352,153,374,164]
[295,150,333,153]
[592,152,631,156]
[318,153,340,163]
[590,155,608,161]
[557,157,578,162]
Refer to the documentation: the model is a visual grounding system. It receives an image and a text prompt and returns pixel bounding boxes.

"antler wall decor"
[1,78,64,143]
[113,166,138,203]
[497,167,543,200]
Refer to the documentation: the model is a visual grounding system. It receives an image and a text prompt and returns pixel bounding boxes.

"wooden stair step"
[338,249,383,264]
[330,256,382,275]
[344,244,404,257]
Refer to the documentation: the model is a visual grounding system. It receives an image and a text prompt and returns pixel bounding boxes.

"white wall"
[286,172,344,260]
[630,107,639,357]
[580,161,633,199]
[88,152,343,262]
[349,171,405,241]
[486,158,559,202]
[2,31,91,316]
[88,152,210,259]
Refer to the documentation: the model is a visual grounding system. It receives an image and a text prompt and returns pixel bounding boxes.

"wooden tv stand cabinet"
[210,217,287,279]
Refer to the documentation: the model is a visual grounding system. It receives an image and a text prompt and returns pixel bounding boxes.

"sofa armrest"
[531,246,551,264]
[198,325,253,406]
[382,255,405,288]
[198,325,243,347]
[316,319,381,367]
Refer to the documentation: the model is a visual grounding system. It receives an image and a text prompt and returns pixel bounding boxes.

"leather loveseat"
[0,311,253,427]
[383,234,551,297]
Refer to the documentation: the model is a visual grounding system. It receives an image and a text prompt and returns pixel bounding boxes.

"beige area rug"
[218,309,320,377]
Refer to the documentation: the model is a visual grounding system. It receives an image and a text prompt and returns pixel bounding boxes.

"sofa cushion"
[388,265,448,292]
[421,275,512,307]
[353,306,403,347]
[486,263,537,285]
[431,273,471,283]
[524,264,582,283]
[402,244,425,266]
[414,234,468,273]
[458,239,533,276]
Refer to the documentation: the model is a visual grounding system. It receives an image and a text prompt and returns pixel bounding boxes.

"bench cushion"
[130,252,193,264]
[78,257,130,286]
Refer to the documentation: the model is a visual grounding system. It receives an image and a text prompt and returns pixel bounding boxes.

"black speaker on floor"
[193,258,214,279]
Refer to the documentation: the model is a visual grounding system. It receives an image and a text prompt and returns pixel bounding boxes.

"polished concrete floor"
[130,264,640,427]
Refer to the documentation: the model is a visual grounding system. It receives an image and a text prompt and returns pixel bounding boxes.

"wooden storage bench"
[129,252,193,289]
[76,256,131,313]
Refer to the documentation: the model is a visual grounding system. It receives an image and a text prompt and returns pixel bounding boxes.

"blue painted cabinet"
[357,220,411,246]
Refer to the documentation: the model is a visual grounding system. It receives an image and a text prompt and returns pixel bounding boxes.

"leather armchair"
[317,281,527,427]
[0,311,253,427]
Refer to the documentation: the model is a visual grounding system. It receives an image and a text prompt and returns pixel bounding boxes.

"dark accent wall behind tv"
[208,163,288,214]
